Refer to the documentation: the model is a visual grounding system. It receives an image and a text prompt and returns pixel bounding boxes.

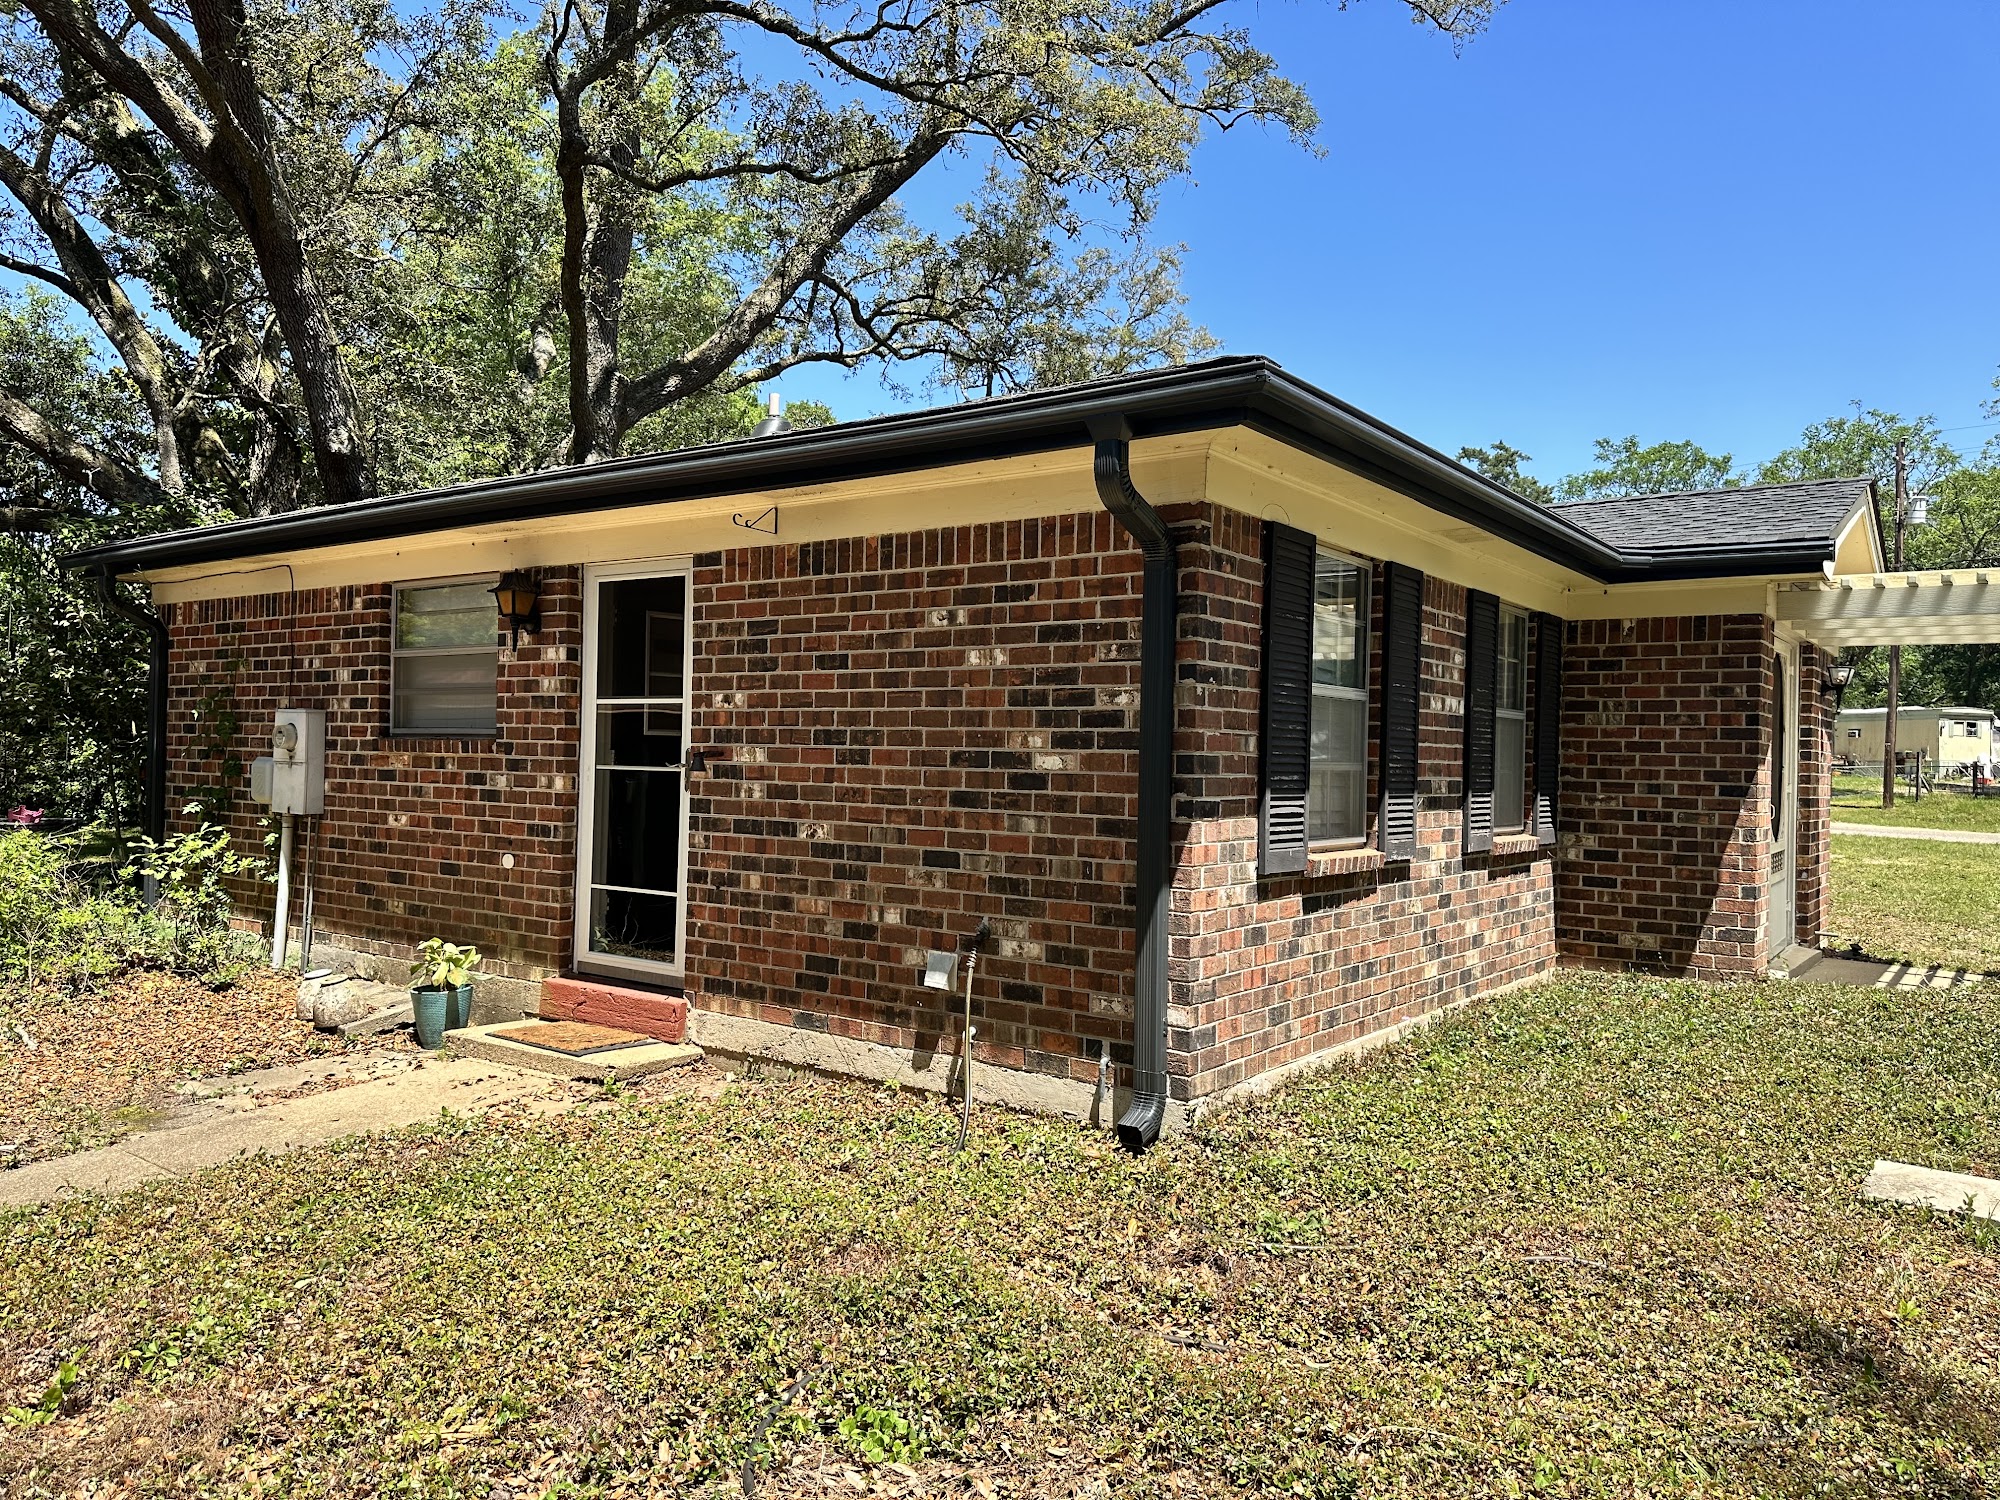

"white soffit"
[1777,569,2000,647]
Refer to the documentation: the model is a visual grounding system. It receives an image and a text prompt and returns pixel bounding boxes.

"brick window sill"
[1303,847,1385,878]
[1489,832,1544,857]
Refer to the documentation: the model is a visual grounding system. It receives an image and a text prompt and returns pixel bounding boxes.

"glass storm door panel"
[577,566,690,978]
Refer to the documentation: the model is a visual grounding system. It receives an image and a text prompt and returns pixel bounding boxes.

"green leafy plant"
[3,1356,78,1427]
[836,1404,925,1465]
[411,938,482,990]
[122,813,266,984]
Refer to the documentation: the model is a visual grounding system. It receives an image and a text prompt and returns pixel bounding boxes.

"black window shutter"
[1533,611,1564,847]
[1377,562,1424,859]
[1462,589,1498,855]
[1259,522,1316,876]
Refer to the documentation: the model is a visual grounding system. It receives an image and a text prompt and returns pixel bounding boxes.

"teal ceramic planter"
[411,982,473,1049]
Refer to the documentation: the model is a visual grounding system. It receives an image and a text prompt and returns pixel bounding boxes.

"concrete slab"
[0,1056,571,1210]
[1861,1159,2000,1222]
[446,1022,701,1081]
[1831,821,2000,844]
[1787,953,1986,988]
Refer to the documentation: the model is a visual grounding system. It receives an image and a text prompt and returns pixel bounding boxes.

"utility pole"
[1881,438,1908,809]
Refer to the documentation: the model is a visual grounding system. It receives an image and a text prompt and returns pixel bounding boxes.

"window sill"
[1489,832,1544,857]
[1304,846,1385,878]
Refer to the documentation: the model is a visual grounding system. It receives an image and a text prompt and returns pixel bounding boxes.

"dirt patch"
[0,970,350,1167]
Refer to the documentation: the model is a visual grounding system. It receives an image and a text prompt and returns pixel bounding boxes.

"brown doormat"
[490,1021,654,1056]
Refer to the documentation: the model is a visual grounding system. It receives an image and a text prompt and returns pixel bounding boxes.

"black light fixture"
[490,570,541,648]
[1824,657,1858,710]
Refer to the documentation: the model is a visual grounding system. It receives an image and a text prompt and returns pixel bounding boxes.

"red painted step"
[540,976,688,1044]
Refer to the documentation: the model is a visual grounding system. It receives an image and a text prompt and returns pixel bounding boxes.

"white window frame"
[1495,604,1528,834]
[1308,546,1371,848]
[390,574,500,737]
[575,557,694,983]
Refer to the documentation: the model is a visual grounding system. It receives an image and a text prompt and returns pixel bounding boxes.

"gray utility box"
[252,707,326,815]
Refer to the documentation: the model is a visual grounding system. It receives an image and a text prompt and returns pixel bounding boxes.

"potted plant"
[409,938,481,1049]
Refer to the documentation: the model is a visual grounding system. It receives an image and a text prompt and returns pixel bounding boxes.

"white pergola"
[1777,569,2000,648]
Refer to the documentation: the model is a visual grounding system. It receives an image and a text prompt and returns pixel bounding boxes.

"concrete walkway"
[1786,952,1987,989]
[1831,821,2000,844]
[0,1052,576,1209]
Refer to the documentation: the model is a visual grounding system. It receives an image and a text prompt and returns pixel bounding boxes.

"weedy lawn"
[1831,777,2000,834]
[3,973,1998,1498]
[1830,834,2000,975]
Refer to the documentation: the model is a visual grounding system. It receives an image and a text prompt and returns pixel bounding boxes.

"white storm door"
[575,561,693,981]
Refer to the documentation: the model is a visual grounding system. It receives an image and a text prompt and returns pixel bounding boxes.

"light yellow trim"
[1776,569,2000,647]
[1556,575,1809,621]
[1832,500,1886,576]
[1204,431,1585,614]
[143,438,1210,603]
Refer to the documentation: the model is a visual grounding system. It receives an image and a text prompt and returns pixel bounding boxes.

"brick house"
[69,358,1889,1145]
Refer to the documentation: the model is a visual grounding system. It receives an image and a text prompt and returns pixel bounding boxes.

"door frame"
[573,556,694,983]
[1767,636,1801,960]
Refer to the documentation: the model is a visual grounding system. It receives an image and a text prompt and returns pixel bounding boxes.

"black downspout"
[90,566,169,847]
[1089,416,1176,1153]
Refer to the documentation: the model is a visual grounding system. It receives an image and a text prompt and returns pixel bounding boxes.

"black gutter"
[88,566,169,845]
[60,356,1836,587]
[1089,416,1174,1153]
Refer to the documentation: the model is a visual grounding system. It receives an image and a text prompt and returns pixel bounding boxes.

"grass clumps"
[1,972,1997,1496]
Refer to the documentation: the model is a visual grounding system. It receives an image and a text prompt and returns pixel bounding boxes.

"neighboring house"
[1834,706,1997,771]
[67,357,1897,1144]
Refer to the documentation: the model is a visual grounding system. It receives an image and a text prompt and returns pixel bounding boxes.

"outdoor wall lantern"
[1824,658,1858,710]
[491,571,542,647]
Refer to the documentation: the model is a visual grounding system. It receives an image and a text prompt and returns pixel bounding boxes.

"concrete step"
[540,976,689,1042]
[447,1021,701,1082]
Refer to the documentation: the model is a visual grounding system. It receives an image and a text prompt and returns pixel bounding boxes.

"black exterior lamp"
[491,570,542,648]
[1824,658,1858,709]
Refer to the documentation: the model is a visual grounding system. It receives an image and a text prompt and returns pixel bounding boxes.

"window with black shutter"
[1258,523,1315,875]
[1377,562,1423,859]
[1462,589,1499,854]
[1532,611,1564,846]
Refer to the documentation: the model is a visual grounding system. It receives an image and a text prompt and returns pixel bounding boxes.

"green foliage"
[2,1355,78,1427]
[410,938,482,991]
[836,1404,926,1465]
[2,972,1996,1494]
[1555,435,1739,501]
[1455,439,1554,504]
[121,819,266,986]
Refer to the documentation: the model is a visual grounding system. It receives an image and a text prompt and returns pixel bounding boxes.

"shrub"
[0,819,263,996]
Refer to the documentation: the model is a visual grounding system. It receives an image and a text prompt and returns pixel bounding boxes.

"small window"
[1846,728,1861,740]
[392,579,499,734]
[1308,549,1370,844]
[1495,606,1528,833]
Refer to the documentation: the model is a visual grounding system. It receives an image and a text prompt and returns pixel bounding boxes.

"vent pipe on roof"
[751,392,792,439]
[1088,414,1176,1153]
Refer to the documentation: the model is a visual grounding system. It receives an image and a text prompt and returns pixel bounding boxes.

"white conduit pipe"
[270,812,294,969]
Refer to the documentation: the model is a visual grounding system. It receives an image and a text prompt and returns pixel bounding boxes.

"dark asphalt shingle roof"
[1553,478,1877,555]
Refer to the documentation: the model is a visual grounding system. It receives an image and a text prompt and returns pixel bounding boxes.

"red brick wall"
[1166,511,1558,1101]
[1557,614,1776,976]
[161,573,583,979]
[1795,642,1833,946]
[684,516,1145,1087]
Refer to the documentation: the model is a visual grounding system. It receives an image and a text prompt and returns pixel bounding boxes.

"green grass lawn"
[1831,774,2000,832]
[1830,833,2000,974]
[5,975,1999,1497]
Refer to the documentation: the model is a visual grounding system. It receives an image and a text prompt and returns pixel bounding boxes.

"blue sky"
[782,0,2000,488]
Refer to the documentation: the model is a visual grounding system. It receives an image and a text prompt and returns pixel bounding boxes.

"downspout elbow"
[1089,416,1175,1153]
